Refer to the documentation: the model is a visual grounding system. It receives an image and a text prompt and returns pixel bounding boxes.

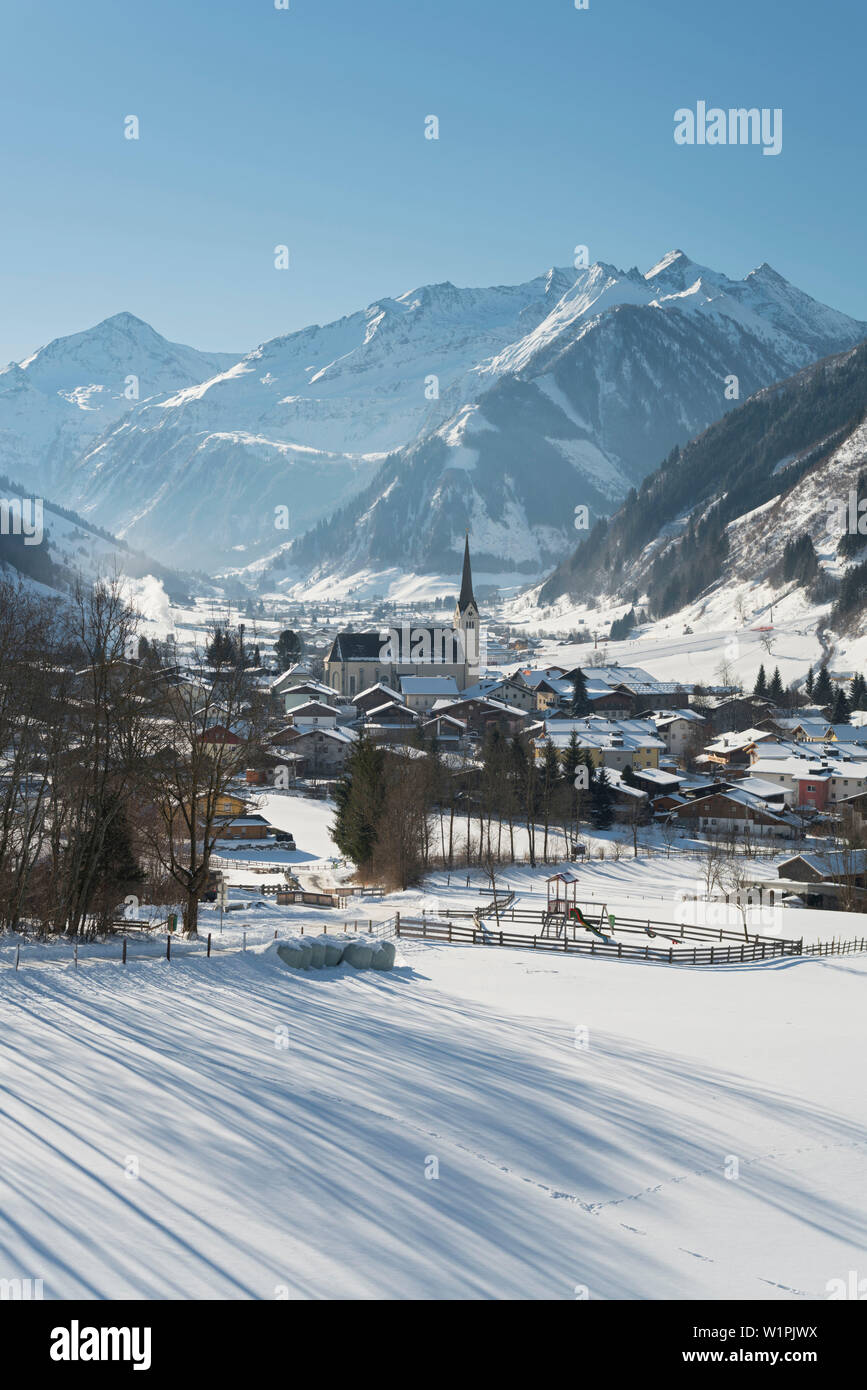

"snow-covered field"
[1,927,864,1300]
[2,789,864,1301]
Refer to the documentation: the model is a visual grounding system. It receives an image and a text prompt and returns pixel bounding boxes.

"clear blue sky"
[1,0,864,361]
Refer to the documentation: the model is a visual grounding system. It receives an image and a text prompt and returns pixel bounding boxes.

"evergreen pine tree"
[753,665,767,697]
[805,666,814,699]
[570,668,591,717]
[331,735,385,867]
[562,731,581,781]
[590,766,614,830]
[768,667,784,704]
[275,629,302,672]
[832,687,851,724]
[813,665,834,707]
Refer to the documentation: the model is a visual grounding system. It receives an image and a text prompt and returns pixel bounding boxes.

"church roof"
[457,534,476,614]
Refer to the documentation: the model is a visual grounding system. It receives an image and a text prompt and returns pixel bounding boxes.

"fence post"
[74,943,78,969]
[207,933,212,958]
[15,943,20,971]
[166,934,171,961]
[395,912,400,937]
[122,939,127,966]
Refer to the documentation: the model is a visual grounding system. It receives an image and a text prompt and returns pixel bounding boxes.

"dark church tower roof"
[457,533,476,614]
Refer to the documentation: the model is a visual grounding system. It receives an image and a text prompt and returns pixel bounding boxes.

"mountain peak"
[96,310,153,332]
[645,249,692,280]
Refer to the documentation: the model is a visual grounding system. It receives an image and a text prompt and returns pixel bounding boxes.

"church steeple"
[457,531,476,615]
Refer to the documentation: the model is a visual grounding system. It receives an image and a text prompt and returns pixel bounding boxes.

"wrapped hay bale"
[317,935,345,967]
[369,940,396,971]
[342,940,373,970]
[277,942,306,970]
[293,938,313,969]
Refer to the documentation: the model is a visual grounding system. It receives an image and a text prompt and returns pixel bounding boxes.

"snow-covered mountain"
[59,271,578,567]
[272,253,867,589]
[0,312,238,496]
[4,254,865,583]
[0,468,193,605]
[538,339,867,639]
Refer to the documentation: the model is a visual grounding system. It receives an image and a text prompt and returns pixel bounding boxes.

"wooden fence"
[394,917,867,966]
[427,902,801,952]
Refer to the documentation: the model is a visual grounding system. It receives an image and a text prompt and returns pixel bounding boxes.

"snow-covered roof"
[705,728,775,752]
[399,676,460,696]
[633,766,682,787]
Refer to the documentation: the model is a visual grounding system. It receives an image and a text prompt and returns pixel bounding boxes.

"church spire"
[457,531,476,614]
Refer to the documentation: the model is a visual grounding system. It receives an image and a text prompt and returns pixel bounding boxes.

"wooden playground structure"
[542,872,617,942]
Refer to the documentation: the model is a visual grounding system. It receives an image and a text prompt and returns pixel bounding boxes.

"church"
[324,536,482,698]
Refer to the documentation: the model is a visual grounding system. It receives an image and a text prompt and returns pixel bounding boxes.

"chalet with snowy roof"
[702,693,777,734]
[640,708,706,758]
[748,747,867,808]
[362,701,420,744]
[219,812,272,841]
[541,717,665,772]
[324,537,482,697]
[276,725,357,775]
[352,682,406,714]
[667,788,798,839]
[289,700,339,729]
[422,712,467,746]
[399,675,460,712]
[200,723,242,753]
[460,675,537,711]
[281,679,340,714]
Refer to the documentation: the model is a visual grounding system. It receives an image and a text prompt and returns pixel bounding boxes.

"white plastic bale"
[294,938,314,969]
[369,940,396,971]
[307,939,327,968]
[276,943,306,970]
[317,936,344,966]
[342,941,373,969]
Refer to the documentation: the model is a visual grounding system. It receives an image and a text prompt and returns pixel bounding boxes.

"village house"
[289,699,339,730]
[273,725,357,776]
[399,675,460,713]
[542,716,665,772]
[666,787,798,839]
[749,745,867,808]
[640,708,706,759]
[219,812,272,841]
[433,695,529,739]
